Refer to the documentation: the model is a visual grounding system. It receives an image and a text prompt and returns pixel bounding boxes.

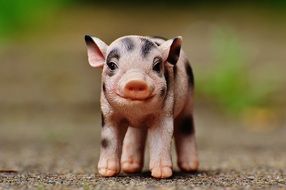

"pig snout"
[124,80,151,100]
[118,72,154,100]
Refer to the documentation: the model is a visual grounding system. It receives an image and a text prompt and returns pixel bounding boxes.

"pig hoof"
[178,160,199,173]
[98,168,119,177]
[151,166,173,179]
[98,160,120,177]
[121,160,142,173]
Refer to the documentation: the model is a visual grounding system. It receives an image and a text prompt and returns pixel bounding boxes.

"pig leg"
[121,127,147,173]
[148,116,174,178]
[98,119,128,177]
[174,95,199,172]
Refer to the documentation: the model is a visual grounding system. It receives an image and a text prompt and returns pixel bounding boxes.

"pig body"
[85,35,198,178]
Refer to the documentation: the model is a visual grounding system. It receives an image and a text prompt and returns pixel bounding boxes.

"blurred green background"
[0,0,286,130]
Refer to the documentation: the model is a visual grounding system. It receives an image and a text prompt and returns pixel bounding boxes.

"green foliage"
[1,0,285,41]
[196,29,274,114]
[0,0,73,40]
[75,0,286,7]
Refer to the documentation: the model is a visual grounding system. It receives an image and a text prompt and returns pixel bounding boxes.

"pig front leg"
[98,117,128,177]
[121,127,147,173]
[148,116,174,178]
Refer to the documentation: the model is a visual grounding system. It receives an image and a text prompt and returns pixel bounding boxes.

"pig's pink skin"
[85,35,199,178]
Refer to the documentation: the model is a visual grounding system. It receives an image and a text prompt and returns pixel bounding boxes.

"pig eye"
[152,57,162,73]
[107,61,118,71]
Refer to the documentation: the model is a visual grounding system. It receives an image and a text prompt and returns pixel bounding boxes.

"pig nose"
[123,80,152,100]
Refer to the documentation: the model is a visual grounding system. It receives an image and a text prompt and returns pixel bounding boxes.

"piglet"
[84,35,199,178]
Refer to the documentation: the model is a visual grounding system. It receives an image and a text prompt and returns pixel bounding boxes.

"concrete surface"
[0,108,285,189]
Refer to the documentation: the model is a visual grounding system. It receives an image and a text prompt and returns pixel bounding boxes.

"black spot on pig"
[101,112,105,127]
[167,38,181,65]
[141,38,156,57]
[179,116,194,135]
[101,138,109,148]
[102,83,106,92]
[154,42,161,46]
[185,61,194,87]
[160,87,166,97]
[106,48,120,63]
[121,38,134,51]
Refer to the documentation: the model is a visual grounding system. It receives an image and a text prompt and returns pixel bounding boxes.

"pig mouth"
[116,93,155,102]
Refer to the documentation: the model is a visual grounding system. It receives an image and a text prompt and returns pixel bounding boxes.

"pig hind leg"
[174,94,199,172]
[121,127,147,173]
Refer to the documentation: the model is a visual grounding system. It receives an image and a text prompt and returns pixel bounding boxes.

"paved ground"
[0,107,285,190]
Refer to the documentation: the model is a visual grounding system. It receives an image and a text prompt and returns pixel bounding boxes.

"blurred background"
[0,0,286,174]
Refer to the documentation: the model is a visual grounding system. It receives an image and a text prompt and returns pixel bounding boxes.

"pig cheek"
[149,75,166,97]
[104,76,122,98]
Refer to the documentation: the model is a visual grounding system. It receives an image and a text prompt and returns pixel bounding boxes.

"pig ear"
[84,35,108,67]
[159,36,182,65]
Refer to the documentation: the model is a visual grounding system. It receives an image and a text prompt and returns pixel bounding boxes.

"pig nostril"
[128,86,146,92]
